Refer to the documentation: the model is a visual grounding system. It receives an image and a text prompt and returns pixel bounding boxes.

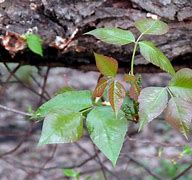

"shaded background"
[0,65,192,180]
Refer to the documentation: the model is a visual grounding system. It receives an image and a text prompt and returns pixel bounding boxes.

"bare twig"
[173,163,192,180]
[3,63,49,100]
[0,104,32,116]
[93,144,107,180]
[0,139,25,158]
[75,142,118,179]
[0,121,36,158]
[0,157,29,174]
[38,67,50,105]
[38,145,57,172]
[31,74,51,99]
[0,64,21,95]
[24,145,57,180]
[123,154,163,180]
[41,153,98,170]
[126,136,190,148]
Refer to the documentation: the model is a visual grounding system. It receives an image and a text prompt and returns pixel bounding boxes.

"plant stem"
[130,33,144,75]
[130,42,137,75]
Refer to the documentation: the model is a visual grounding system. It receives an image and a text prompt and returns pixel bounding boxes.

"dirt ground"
[0,65,191,180]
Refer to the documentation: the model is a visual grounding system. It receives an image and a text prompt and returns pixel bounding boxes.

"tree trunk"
[0,0,192,73]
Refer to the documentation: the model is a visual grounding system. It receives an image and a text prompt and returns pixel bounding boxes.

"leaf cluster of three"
[86,18,192,138]
[34,18,192,166]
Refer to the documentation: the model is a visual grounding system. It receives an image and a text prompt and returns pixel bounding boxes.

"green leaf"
[182,145,192,155]
[169,68,192,101]
[63,169,80,178]
[34,90,92,118]
[26,33,43,56]
[86,106,127,166]
[85,28,135,45]
[138,87,168,126]
[139,41,175,75]
[138,111,148,131]
[108,80,126,115]
[38,109,84,145]
[134,18,169,35]
[94,53,118,77]
[92,75,108,98]
[165,97,192,138]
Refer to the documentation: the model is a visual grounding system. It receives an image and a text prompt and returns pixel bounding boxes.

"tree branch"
[0,104,31,117]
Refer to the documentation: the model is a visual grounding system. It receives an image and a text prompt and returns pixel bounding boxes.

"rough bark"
[0,0,192,73]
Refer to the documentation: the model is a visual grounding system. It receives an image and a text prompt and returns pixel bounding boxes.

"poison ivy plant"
[138,87,168,128]
[139,41,175,75]
[94,53,118,77]
[85,28,135,45]
[86,106,127,166]
[134,18,169,35]
[108,80,126,115]
[92,75,108,98]
[38,109,84,145]
[34,18,192,166]
[124,74,141,101]
[34,90,93,118]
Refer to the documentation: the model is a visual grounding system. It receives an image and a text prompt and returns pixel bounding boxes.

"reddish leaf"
[108,81,126,115]
[124,74,136,82]
[94,53,118,77]
[129,84,140,101]
[124,74,141,100]
[93,75,108,98]
[165,97,192,138]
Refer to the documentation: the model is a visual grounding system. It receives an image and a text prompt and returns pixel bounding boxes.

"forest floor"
[0,65,191,180]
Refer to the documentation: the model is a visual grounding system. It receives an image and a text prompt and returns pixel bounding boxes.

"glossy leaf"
[139,41,175,75]
[169,68,192,101]
[93,75,108,98]
[34,90,92,118]
[26,34,43,56]
[134,18,169,35]
[86,106,127,166]
[38,109,84,145]
[109,81,126,115]
[85,28,135,45]
[138,87,168,125]
[165,98,192,138]
[94,53,118,77]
